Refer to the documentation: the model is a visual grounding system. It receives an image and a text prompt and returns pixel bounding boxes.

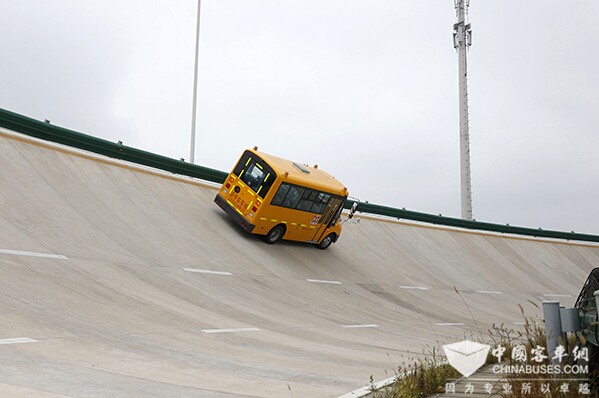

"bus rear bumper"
[214,194,256,233]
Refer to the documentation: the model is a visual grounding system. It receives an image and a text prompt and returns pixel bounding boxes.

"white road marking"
[0,337,38,345]
[183,268,233,276]
[435,322,465,326]
[399,285,429,290]
[543,293,573,298]
[306,279,342,285]
[342,324,379,329]
[338,375,398,398]
[476,290,504,295]
[0,249,68,260]
[513,322,526,325]
[201,328,261,334]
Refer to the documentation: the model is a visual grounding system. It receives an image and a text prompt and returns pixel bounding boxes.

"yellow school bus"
[214,147,349,249]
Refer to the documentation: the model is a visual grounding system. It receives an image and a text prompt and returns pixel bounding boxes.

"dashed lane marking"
[183,268,233,276]
[201,328,261,334]
[399,285,429,290]
[0,338,38,345]
[0,249,68,260]
[342,324,379,329]
[306,279,342,285]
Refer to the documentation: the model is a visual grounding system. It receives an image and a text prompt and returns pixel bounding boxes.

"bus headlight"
[248,212,254,218]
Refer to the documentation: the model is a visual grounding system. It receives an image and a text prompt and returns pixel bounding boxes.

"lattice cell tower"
[453,0,473,220]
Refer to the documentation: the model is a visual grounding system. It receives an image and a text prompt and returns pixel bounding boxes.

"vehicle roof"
[248,148,348,197]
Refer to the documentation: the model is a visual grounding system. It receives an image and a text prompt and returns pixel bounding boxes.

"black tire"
[264,225,285,244]
[317,234,335,250]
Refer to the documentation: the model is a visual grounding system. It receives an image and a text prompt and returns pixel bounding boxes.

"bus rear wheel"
[264,225,285,244]
[317,234,335,250]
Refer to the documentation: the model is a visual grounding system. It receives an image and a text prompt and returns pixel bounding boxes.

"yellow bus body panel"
[215,148,348,245]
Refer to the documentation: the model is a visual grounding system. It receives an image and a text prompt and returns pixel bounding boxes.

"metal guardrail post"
[543,301,563,360]
[560,307,581,333]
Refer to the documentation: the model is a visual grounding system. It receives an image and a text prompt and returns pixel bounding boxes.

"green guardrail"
[0,108,228,184]
[2,107,598,244]
[344,200,599,243]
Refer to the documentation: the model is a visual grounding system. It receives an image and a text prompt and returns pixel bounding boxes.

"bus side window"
[282,186,304,209]
[310,193,330,214]
[271,184,334,215]
[271,183,290,205]
[296,189,314,211]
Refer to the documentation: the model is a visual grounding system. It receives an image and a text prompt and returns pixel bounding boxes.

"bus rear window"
[242,163,265,191]
[233,151,276,198]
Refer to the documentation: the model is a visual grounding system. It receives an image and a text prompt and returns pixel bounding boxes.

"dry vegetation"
[370,304,595,398]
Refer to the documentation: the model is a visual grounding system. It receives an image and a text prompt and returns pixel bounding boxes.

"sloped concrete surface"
[0,128,597,397]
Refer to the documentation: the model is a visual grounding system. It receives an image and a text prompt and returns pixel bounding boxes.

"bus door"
[312,196,343,241]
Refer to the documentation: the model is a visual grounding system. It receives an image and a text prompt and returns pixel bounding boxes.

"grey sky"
[1,1,598,234]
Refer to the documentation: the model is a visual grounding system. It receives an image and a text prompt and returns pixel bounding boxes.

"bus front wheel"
[317,234,336,250]
[264,225,285,244]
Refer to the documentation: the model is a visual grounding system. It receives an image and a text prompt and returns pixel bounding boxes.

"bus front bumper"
[214,194,256,233]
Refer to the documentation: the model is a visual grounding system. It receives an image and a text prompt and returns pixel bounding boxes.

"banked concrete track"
[0,127,598,398]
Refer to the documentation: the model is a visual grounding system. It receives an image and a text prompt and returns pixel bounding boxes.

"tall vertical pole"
[453,0,473,220]
[190,0,201,164]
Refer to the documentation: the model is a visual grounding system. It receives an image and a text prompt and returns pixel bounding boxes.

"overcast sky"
[1,1,598,234]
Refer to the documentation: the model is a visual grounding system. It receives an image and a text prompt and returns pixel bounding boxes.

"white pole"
[453,0,473,220]
[190,0,201,164]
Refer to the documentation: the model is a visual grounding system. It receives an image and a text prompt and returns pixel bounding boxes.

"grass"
[367,346,460,398]
[489,311,593,397]
[370,303,594,398]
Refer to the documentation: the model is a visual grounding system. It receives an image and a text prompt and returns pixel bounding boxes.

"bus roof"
[249,148,348,197]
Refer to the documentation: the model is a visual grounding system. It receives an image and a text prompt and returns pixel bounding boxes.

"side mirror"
[348,202,358,219]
